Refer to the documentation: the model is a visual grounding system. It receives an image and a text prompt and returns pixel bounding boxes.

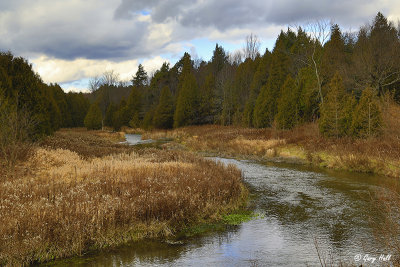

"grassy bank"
[0,129,247,266]
[141,122,400,178]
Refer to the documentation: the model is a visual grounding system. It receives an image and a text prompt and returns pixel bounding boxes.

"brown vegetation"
[0,104,36,177]
[142,101,400,178]
[0,130,246,266]
[371,189,400,266]
[40,128,132,158]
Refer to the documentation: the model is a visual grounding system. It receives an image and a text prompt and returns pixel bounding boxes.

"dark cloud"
[0,1,150,60]
[115,0,388,30]
[0,0,395,63]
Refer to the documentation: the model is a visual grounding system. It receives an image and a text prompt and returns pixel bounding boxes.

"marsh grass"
[0,130,246,266]
[39,128,134,158]
[143,118,400,177]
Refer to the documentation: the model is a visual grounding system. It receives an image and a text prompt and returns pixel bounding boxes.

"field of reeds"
[142,103,400,178]
[0,129,246,266]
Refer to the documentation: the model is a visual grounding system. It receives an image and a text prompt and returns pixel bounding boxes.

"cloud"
[1,0,399,91]
[115,0,394,30]
[32,55,169,85]
[0,0,168,60]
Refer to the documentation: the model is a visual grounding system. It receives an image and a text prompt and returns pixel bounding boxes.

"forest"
[1,11,400,266]
[1,12,400,146]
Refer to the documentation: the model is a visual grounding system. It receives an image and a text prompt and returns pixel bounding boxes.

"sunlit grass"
[0,130,247,266]
[143,122,400,177]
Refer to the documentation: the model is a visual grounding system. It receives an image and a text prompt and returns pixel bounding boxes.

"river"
[45,134,397,266]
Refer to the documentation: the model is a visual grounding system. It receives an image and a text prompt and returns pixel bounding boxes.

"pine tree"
[275,75,300,129]
[229,58,257,125]
[319,73,354,137]
[84,103,102,130]
[142,108,155,130]
[112,99,130,130]
[321,24,347,85]
[353,12,400,95]
[126,86,142,121]
[211,44,229,75]
[199,73,217,124]
[66,92,89,127]
[253,31,291,128]
[351,87,382,138]
[153,86,174,129]
[104,103,117,127]
[173,55,199,128]
[129,112,140,128]
[297,67,319,122]
[132,64,148,87]
[243,49,271,127]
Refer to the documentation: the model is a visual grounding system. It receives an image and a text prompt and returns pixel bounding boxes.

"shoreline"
[0,129,249,266]
[138,124,400,179]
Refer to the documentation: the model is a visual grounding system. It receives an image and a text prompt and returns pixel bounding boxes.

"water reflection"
[41,141,397,266]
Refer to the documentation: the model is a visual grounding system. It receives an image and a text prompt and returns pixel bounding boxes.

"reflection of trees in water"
[72,227,241,266]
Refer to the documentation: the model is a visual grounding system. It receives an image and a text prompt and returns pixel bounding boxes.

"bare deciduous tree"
[352,17,400,95]
[229,50,243,66]
[88,70,120,91]
[289,21,330,104]
[101,70,120,87]
[243,33,261,60]
[308,20,331,104]
[88,76,102,92]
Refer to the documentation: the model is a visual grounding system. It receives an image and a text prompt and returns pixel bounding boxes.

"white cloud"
[32,55,169,85]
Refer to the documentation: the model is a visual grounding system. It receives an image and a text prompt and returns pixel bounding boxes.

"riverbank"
[141,123,400,178]
[0,129,247,266]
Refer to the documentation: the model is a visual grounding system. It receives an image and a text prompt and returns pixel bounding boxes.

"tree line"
[0,52,90,138]
[85,12,399,138]
[1,12,398,142]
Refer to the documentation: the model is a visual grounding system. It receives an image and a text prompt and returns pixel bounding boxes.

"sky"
[0,0,399,92]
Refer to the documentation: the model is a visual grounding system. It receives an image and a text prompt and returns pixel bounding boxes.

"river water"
[46,134,398,266]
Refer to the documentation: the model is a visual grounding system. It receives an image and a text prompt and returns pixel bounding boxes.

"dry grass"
[371,189,400,266]
[39,128,134,159]
[143,104,400,177]
[0,130,246,266]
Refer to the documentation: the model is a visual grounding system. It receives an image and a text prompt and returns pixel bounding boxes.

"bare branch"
[101,70,120,87]
[88,76,102,92]
[229,50,243,66]
[243,33,261,60]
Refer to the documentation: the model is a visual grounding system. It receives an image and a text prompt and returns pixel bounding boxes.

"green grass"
[222,211,258,225]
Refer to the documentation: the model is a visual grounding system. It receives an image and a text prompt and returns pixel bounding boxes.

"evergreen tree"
[297,67,319,122]
[66,92,89,127]
[351,87,382,137]
[229,58,257,125]
[104,102,117,127]
[112,99,130,130]
[142,108,155,130]
[319,73,354,137]
[129,112,140,128]
[253,31,292,127]
[353,12,400,95]
[132,64,148,87]
[173,72,199,127]
[84,103,102,130]
[199,73,217,124]
[48,83,70,128]
[126,85,142,122]
[153,86,174,129]
[322,25,346,77]
[173,55,199,128]
[243,49,272,127]
[275,75,300,129]
[211,44,229,76]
